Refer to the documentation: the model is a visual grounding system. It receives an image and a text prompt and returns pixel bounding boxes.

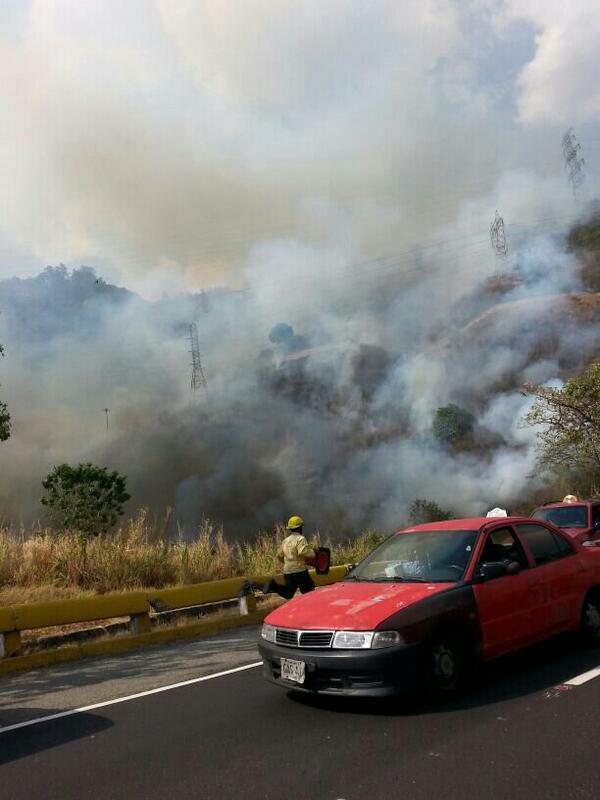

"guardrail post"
[0,631,22,658]
[239,595,257,615]
[238,581,257,616]
[129,612,152,635]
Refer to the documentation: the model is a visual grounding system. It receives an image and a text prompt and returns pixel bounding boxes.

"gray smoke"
[1,205,599,537]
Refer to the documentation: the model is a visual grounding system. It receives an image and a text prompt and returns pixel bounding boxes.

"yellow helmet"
[563,494,579,503]
[287,515,304,530]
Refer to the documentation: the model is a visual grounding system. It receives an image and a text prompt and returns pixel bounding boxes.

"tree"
[524,363,600,480]
[41,463,131,537]
[0,343,10,442]
[432,404,474,446]
[408,498,453,525]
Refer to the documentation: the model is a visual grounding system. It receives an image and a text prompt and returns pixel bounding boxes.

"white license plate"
[281,658,306,684]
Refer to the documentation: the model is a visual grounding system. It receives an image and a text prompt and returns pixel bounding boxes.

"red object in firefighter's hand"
[305,548,330,573]
[314,547,331,575]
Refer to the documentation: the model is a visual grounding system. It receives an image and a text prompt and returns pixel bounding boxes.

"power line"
[243,210,581,300]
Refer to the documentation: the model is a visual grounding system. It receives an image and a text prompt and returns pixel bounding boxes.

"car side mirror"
[478,562,508,581]
[477,560,520,581]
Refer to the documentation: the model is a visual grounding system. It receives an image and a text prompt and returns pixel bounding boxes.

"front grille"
[275,629,299,646]
[274,628,334,648]
[299,631,334,648]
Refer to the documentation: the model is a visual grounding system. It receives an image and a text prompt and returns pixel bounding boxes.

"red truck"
[531,498,600,544]
[258,516,600,699]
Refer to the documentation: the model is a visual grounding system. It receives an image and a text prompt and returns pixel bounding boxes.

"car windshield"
[347,530,478,583]
[532,506,587,528]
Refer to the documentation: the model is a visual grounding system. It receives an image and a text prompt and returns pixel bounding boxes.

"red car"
[258,517,600,699]
[531,499,600,544]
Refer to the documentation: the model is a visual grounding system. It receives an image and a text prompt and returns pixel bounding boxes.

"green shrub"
[41,463,131,538]
[408,498,453,525]
[432,404,474,446]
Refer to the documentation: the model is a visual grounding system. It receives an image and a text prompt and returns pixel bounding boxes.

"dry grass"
[0,510,386,604]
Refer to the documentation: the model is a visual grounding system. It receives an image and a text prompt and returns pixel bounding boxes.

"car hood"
[264,580,452,631]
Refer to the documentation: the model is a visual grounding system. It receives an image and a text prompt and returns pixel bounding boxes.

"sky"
[1,0,599,299]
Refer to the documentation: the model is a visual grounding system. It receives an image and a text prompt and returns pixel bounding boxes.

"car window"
[515,523,574,565]
[532,506,587,528]
[349,530,478,583]
[592,505,600,528]
[554,533,576,556]
[479,527,528,569]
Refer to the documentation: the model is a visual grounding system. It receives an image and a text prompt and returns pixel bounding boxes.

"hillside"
[568,210,600,291]
[2,214,600,534]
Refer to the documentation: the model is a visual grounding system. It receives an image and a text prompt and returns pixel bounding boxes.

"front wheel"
[419,631,470,702]
[580,590,600,644]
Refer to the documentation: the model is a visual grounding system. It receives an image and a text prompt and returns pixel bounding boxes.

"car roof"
[398,516,534,533]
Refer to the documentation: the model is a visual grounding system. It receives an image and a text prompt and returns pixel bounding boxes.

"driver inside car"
[481,528,527,568]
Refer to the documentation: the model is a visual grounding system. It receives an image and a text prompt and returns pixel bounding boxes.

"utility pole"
[102,408,110,430]
[188,323,207,395]
[490,210,508,257]
[562,128,587,203]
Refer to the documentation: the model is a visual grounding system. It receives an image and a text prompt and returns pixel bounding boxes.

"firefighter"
[262,515,316,599]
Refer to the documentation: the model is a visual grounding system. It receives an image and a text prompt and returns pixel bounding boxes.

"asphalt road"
[1,627,599,800]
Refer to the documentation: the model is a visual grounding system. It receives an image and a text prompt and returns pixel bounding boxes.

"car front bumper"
[258,639,419,697]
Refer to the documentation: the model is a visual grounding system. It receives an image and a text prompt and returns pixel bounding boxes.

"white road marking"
[564,665,600,686]
[0,661,262,735]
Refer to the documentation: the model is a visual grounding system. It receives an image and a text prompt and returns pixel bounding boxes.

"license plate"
[281,658,306,684]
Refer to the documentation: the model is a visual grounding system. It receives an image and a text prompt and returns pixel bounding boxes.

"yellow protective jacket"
[278,533,315,574]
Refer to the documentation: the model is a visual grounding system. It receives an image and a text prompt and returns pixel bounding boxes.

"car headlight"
[331,630,404,649]
[372,631,403,649]
[261,623,276,642]
[332,631,374,649]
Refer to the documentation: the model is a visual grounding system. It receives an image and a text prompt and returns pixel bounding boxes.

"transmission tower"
[188,323,207,393]
[102,408,110,430]
[562,128,587,202]
[490,210,508,257]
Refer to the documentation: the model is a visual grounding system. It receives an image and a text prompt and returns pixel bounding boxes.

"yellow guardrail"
[0,565,349,659]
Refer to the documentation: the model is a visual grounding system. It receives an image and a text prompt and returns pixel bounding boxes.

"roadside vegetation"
[0,511,387,605]
[41,463,130,538]
[524,360,600,495]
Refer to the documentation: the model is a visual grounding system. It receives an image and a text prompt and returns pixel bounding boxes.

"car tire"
[580,590,600,644]
[419,630,470,703]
